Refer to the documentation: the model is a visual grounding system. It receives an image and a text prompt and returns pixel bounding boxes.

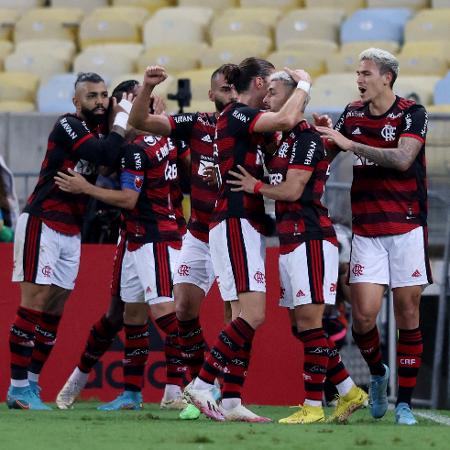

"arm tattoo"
[350,137,421,171]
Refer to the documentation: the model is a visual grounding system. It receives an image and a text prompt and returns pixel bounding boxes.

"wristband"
[118,98,133,114]
[113,111,128,129]
[296,80,311,94]
[253,180,264,194]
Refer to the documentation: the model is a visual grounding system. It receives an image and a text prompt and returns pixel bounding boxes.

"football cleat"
[395,402,417,425]
[6,385,52,410]
[160,394,186,410]
[97,391,143,411]
[183,381,225,421]
[369,364,390,419]
[179,403,201,420]
[327,385,369,423]
[56,374,88,410]
[279,404,325,424]
[222,403,272,423]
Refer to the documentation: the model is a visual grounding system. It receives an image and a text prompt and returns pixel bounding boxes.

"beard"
[81,106,107,127]
[215,98,236,112]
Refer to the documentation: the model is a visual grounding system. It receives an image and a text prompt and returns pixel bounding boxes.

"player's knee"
[175,298,196,321]
[352,311,376,334]
[248,310,265,329]
[395,306,419,329]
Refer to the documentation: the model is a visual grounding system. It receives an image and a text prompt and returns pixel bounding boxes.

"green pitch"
[1,403,450,450]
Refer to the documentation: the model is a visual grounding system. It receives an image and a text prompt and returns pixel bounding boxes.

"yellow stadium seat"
[0,9,21,41]
[200,46,256,69]
[0,72,39,102]
[112,0,173,14]
[240,0,303,11]
[15,39,76,61]
[5,52,70,82]
[221,7,283,27]
[0,1,44,11]
[427,104,450,113]
[212,35,273,55]
[153,7,214,26]
[432,0,450,7]
[404,16,450,43]
[210,16,271,42]
[367,0,429,9]
[276,9,346,49]
[74,48,137,82]
[89,6,149,27]
[307,73,359,112]
[0,100,35,112]
[394,76,440,106]
[109,73,175,99]
[397,54,447,76]
[305,0,364,14]
[279,39,339,55]
[178,0,238,11]
[401,41,450,64]
[14,8,84,43]
[168,69,212,102]
[267,50,326,78]
[51,0,108,13]
[137,46,201,74]
[0,40,13,70]
[340,41,400,56]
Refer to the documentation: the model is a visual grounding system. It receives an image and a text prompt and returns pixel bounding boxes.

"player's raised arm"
[129,65,172,136]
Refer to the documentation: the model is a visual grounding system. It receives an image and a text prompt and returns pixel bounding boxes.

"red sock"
[199,318,255,385]
[9,307,41,381]
[155,312,186,388]
[222,341,251,399]
[397,328,423,406]
[326,337,350,386]
[78,315,123,374]
[352,326,385,376]
[29,312,62,376]
[177,317,206,380]
[298,328,329,404]
[123,323,150,392]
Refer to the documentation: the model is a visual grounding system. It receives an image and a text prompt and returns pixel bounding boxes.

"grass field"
[1,403,450,450]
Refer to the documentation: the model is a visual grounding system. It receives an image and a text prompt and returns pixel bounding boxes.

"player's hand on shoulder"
[54,168,90,194]
[312,113,332,128]
[144,65,167,87]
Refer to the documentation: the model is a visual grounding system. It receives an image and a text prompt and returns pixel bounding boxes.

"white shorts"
[209,218,266,302]
[120,241,179,304]
[349,227,432,288]
[173,231,215,295]
[12,213,80,290]
[110,230,127,297]
[279,240,339,308]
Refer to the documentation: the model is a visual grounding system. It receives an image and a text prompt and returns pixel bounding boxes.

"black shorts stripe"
[305,240,325,303]
[154,243,172,298]
[226,218,250,294]
[422,227,433,284]
[110,230,127,297]
[23,215,42,282]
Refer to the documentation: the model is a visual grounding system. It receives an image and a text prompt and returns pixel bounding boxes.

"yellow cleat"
[327,385,369,423]
[279,404,325,424]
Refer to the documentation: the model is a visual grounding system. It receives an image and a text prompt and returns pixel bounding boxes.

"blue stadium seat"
[434,71,450,105]
[37,73,77,113]
[340,8,410,44]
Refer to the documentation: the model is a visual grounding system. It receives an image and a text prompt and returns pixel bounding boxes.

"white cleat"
[183,382,225,422]
[160,394,187,410]
[56,369,88,410]
[222,403,272,423]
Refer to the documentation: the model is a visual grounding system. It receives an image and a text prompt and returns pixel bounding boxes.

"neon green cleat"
[179,403,201,420]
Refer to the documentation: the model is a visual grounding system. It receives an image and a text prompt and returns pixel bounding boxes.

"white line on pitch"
[416,411,450,425]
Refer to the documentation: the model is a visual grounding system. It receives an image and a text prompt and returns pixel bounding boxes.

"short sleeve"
[54,115,95,152]
[400,105,428,143]
[288,132,324,172]
[228,106,262,135]
[120,144,145,193]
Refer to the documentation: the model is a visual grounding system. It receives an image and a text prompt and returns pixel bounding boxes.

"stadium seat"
[37,73,77,114]
[14,8,84,43]
[137,45,201,73]
[401,41,450,63]
[432,0,450,6]
[0,101,35,112]
[168,69,212,102]
[340,11,406,45]
[5,52,70,82]
[200,46,259,69]
[153,7,214,26]
[240,0,303,11]
[143,10,210,48]
[51,0,108,13]
[210,16,271,42]
[276,9,345,49]
[427,104,450,113]
[220,7,283,27]
[404,10,450,42]
[305,0,364,14]
[306,73,359,113]
[15,39,76,62]
[74,47,137,82]
[0,0,44,11]
[349,8,413,27]
[397,54,447,76]
[0,9,21,41]
[109,73,175,99]
[0,72,39,102]
[367,0,429,9]
[178,0,238,11]
[210,35,273,57]
[0,40,13,70]
[279,39,338,55]
[433,72,450,105]
[79,7,148,49]
[267,50,326,78]
[394,76,440,106]
[112,0,173,14]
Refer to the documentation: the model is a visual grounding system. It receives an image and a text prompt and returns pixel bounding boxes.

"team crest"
[134,176,143,190]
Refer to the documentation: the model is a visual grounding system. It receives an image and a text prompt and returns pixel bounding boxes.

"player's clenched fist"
[144,65,167,87]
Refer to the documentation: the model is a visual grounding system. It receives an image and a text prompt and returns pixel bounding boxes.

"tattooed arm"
[316,126,422,171]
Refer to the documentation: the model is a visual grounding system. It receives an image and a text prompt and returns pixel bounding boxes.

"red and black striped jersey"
[172,139,189,236]
[335,96,428,237]
[168,112,217,243]
[268,121,337,255]
[24,113,123,235]
[120,134,182,249]
[210,102,268,234]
